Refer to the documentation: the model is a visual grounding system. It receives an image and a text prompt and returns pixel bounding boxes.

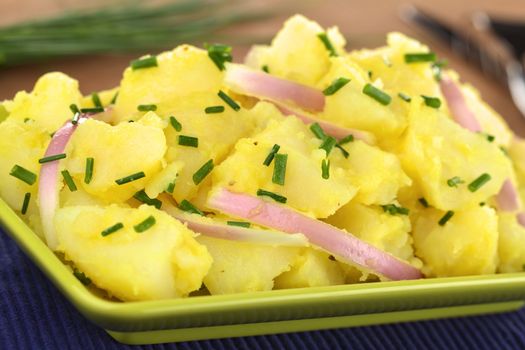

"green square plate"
[1,197,525,345]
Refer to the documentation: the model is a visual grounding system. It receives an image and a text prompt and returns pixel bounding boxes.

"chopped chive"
[227,221,251,228]
[432,60,447,82]
[262,65,269,73]
[24,118,31,123]
[101,222,124,237]
[319,136,337,155]
[61,170,77,192]
[134,216,156,233]
[69,104,80,114]
[484,134,495,142]
[71,112,80,125]
[166,179,176,194]
[368,71,373,79]
[178,135,198,147]
[218,90,240,111]
[204,105,225,114]
[322,159,330,179]
[137,104,157,112]
[479,202,486,207]
[179,199,204,215]
[256,189,287,203]
[133,190,162,209]
[339,134,354,145]
[80,107,104,114]
[381,204,410,216]
[84,157,94,184]
[468,173,491,192]
[363,83,392,106]
[335,144,349,158]
[272,153,288,186]
[500,146,509,157]
[169,116,182,132]
[418,197,429,208]
[398,92,412,102]
[193,159,214,185]
[310,123,327,140]
[323,77,351,96]
[263,144,281,166]
[439,210,455,226]
[205,43,232,71]
[421,95,441,109]
[404,52,436,63]
[115,171,145,185]
[447,176,464,188]
[91,92,103,108]
[38,153,66,164]
[73,269,91,286]
[131,56,158,70]
[9,165,37,185]
[317,32,337,57]
[21,192,31,215]
[110,91,119,105]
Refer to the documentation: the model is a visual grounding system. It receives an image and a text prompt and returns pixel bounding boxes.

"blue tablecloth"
[2,228,525,350]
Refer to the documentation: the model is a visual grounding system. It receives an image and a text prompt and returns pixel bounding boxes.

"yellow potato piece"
[197,235,300,295]
[274,247,344,288]
[64,116,166,203]
[5,72,82,133]
[55,204,211,301]
[413,206,499,277]
[498,213,525,273]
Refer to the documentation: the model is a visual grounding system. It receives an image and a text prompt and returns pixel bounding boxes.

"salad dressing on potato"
[1,14,525,301]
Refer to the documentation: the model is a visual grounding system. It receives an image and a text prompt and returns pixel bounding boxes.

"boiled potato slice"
[4,72,82,133]
[274,247,344,288]
[212,104,357,218]
[197,235,300,295]
[509,137,525,205]
[55,204,211,301]
[64,114,166,203]
[0,119,49,227]
[413,206,499,277]
[326,201,417,263]
[317,57,407,140]
[244,14,345,86]
[114,45,224,122]
[398,101,511,210]
[498,213,525,273]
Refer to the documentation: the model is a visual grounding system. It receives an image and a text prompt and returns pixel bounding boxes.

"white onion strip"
[273,101,377,145]
[224,63,325,112]
[161,200,308,247]
[207,188,422,281]
[38,113,93,250]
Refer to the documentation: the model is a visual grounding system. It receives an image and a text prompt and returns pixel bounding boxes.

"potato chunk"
[212,104,357,218]
[413,206,499,277]
[5,72,82,133]
[398,101,511,210]
[274,248,344,288]
[244,14,346,86]
[498,213,525,273]
[55,204,212,301]
[197,235,300,295]
[114,45,224,122]
[65,115,166,203]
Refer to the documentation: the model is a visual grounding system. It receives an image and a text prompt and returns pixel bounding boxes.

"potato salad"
[1,15,525,301]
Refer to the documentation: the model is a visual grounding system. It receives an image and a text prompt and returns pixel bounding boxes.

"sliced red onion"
[224,63,325,112]
[161,200,308,247]
[440,76,482,133]
[496,179,520,212]
[518,212,525,228]
[38,113,93,250]
[273,101,377,145]
[207,188,422,281]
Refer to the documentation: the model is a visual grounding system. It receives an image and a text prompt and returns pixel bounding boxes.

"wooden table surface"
[1,0,524,135]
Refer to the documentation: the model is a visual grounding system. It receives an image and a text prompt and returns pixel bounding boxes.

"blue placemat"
[1,227,525,350]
